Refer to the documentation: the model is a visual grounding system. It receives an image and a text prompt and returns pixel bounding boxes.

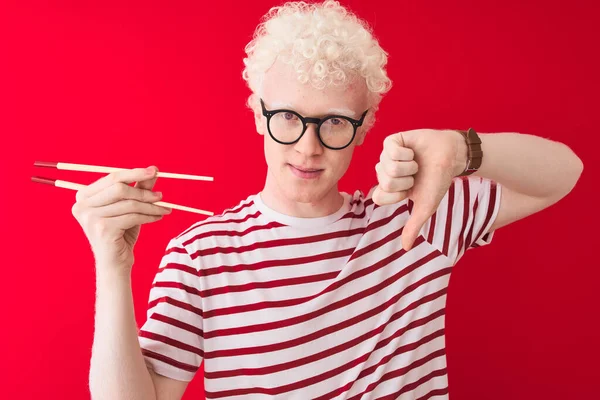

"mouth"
[288,163,324,179]
[291,164,322,172]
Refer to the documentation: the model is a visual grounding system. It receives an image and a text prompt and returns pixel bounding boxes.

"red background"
[1,1,598,399]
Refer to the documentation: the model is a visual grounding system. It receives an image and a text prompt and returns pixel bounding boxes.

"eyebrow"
[269,101,358,118]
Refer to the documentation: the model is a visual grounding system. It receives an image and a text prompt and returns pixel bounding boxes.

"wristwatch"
[456,127,483,176]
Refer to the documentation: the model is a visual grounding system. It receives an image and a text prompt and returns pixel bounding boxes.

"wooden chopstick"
[31,176,214,216]
[34,161,214,182]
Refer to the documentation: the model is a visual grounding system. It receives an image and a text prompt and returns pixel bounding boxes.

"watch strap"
[456,127,483,176]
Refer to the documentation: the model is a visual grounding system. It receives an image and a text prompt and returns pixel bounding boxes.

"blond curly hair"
[242,0,392,128]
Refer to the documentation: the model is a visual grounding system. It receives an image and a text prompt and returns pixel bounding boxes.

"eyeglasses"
[260,98,369,150]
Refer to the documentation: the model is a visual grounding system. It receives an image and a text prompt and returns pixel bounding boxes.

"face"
[255,59,370,205]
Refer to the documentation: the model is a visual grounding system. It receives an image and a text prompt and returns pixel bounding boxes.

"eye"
[326,117,347,127]
[283,112,297,121]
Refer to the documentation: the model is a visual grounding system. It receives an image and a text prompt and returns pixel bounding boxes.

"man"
[76,1,583,399]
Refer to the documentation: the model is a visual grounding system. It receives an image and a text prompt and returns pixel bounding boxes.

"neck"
[260,169,344,218]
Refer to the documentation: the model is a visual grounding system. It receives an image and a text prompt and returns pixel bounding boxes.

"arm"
[456,132,584,231]
[89,266,188,400]
[71,166,194,400]
[373,128,584,250]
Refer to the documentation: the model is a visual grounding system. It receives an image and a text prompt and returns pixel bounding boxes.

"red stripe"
[204,290,447,378]
[139,330,203,357]
[465,196,479,249]
[147,296,203,318]
[223,199,254,214]
[164,246,187,256]
[456,177,470,258]
[353,310,445,382]
[442,181,456,256]
[176,201,254,240]
[154,281,201,297]
[362,203,408,236]
[176,200,255,239]
[202,220,410,319]
[150,313,203,337]
[473,181,498,244]
[317,328,446,400]
[415,387,450,400]
[180,211,262,244]
[199,247,354,278]
[371,368,448,400]
[186,222,287,255]
[341,207,367,221]
[192,227,366,258]
[346,351,447,400]
[157,262,196,276]
[203,248,445,356]
[141,348,198,373]
[427,211,437,243]
[200,270,339,298]
[179,211,261,241]
[348,210,407,262]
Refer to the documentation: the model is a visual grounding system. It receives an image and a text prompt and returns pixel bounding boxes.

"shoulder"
[172,193,261,248]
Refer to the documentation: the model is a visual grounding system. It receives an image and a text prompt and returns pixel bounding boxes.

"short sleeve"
[420,176,502,265]
[138,237,204,382]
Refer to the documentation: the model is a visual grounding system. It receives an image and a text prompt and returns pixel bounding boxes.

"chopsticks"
[31,161,214,216]
[34,161,213,182]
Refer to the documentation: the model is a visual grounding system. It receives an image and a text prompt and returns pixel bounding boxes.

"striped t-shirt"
[138,175,501,399]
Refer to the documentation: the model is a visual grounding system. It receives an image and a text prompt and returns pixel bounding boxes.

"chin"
[281,185,322,204]
[279,176,336,204]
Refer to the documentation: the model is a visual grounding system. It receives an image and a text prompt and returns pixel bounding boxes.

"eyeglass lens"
[269,111,354,148]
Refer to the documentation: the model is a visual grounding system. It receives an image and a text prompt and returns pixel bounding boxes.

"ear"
[355,126,369,146]
[251,102,266,136]
[355,111,375,146]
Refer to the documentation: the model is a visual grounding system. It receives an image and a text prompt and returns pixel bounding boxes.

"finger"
[108,213,165,231]
[135,165,159,192]
[377,174,415,193]
[372,186,409,206]
[94,199,172,218]
[383,134,414,161]
[376,163,415,192]
[85,182,162,208]
[76,166,158,202]
[380,158,418,178]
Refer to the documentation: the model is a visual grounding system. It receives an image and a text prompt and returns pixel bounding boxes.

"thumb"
[135,165,159,192]
[401,205,431,251]
[400,168,447,251]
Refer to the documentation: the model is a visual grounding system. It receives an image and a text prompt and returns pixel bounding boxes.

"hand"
[71,166,173,272]
[373,129,467,251]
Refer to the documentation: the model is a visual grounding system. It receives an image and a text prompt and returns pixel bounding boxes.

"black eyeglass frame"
[260,98,369,150]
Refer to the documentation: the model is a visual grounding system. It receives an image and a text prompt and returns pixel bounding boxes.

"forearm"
[89,266,156,400]
[462,132,583,199]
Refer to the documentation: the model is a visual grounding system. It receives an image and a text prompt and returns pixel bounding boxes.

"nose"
[293,123,324,156]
